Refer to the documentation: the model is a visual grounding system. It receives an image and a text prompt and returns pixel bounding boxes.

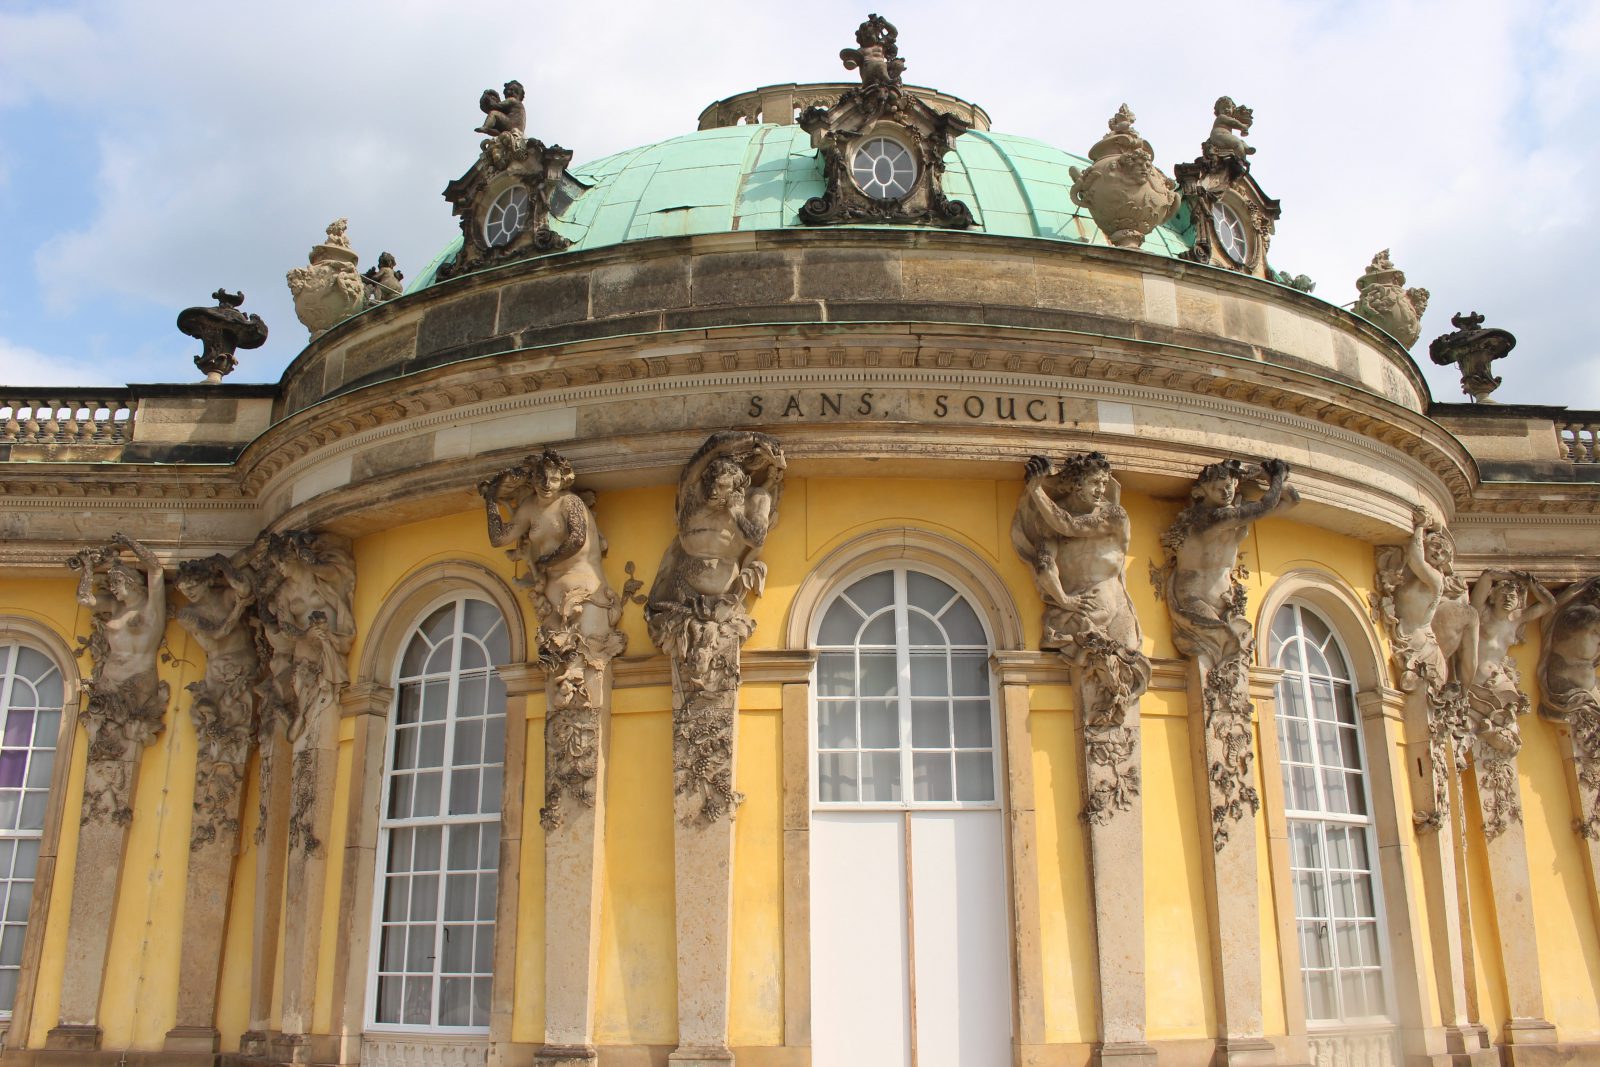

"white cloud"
[0,336,103,388]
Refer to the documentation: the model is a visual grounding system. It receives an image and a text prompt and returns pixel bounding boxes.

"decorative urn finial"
[285,218,366,339]
[1353,249,1430,348]
[1429,312,1516,403]
[1068,104,1180,250]
[177,289,268,383]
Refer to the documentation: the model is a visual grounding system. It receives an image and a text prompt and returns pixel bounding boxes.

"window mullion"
[894,568,912,807]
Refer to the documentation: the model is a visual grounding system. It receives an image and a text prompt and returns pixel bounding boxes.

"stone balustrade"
[0,392,136,446]
[1557,417,1600,463]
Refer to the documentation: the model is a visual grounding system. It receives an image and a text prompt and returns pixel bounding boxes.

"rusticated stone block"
[796,247,903,301]
[692,250,795,306]
[416,290,500,355]
[592,258,689,317]
[500,272,591,332]
[340,323,419,389]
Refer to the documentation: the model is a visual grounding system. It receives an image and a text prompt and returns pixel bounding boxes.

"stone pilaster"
[1181,659,1272,1066]
[275,710,341,1058]
[242,728,289,1057]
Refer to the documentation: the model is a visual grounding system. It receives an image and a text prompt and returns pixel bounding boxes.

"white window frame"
[0,642,59,1019]
[809,563,1001,813]
[1271,600,1397,1029]
[365,594,508,1035]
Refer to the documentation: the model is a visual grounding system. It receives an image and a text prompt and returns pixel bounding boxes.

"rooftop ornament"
[797,14,973,228]
[475,80,527,138]
[1068,104,1179,251]
[1203,97,1257,165]
[177,289,268,384]
[1353,249,1430,349]
[286,218,366,340]
[1429,312,1517,403]
[363,252,404,307]
[1175,95,1279,276]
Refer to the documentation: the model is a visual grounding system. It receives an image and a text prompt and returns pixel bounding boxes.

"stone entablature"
[696,82,991,132]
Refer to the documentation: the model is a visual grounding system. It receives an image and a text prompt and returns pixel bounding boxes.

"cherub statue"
[249,530,356,744]
[1155,458,1298,667]
[1204,96,1256,161]
[475,79,527,138]
[1013,452,1148,821]
[67,534,170,818]
[362,252,404,306]
[1538,577,1600,723]
[1373,506,1477,695]
[840,13,905,88]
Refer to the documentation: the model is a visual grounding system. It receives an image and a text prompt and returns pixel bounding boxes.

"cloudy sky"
[1,0,1597,408]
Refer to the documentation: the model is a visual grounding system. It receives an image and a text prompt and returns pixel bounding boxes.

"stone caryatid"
[1354,249,1430,349]
[475,79,527,138]
[1069,105,1180,251]
[647,431,786,826]
[286,218,367,340]
[1429,311,1517,404]
[1203,96,1257,163]
[1539,577,1600,838]
[1154,459,1298,850]
[1013,452,1149,821]
[67,533,170,824]
[1464,571,1553,838]
[174,553,260,848]
[481,449,630,829]
[1371,506,1478,827]
[177,288,269,384]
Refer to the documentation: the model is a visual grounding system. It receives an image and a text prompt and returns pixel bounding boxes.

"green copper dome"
[410,123,1198,290]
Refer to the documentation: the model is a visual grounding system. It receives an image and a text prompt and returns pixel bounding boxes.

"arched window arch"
[367,595,509,1032]
[812,566,998,806]
[1268,600,1392,1025]
[0,641,63,1016]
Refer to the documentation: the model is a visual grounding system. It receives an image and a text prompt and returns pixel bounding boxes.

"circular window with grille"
[483,186,530,248]
[851,137,918,200]
[1210,200,1251,265]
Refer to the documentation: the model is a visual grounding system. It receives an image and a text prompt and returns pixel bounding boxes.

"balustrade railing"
[1557,417,1600,464]
[0,391,137,447]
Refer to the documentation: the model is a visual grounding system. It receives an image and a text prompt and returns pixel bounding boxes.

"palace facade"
[1,16,1598,1067]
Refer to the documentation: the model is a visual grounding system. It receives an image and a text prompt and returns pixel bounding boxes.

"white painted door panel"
[811,811,912,1067]
[909,810,1012,1067]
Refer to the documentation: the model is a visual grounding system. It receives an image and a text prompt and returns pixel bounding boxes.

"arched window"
[369,597,509,1031]
[1269,601,1391,1024]
[0,643,62,1015]
[814,568,997,805]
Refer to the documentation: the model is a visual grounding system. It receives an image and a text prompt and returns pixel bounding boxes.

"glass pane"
[906,572,955,615]
[439,976,472,1025]
[909,655,947,697]
[463,599,500,641]
[387,829,413,875]
[376,975,402,1023]
[911,700,950,747]
[1324,825,1352,869]
[481,765,503,814]
[19,791,44,830]
[453,719,484,766]
[951,654,988,696]
[955,751,995,802]
[421,603,456,645]
[816,653,855,697]
[1279,679,1308,722]
[817,700,856,748]
[405,925,434,970]
[1322,768,1351,814]
[477,872,498,920]
[1335,685,1359,726]
[913,752,953,801]
[449,768,481,815]
[475,926,496,971]
[1323,638,1349,681]
[1270,605,1297,655]
[1303,610,1331,647]
[907,612,944,647]
[952,702,992,748]
[940,598,985,646]
[473,977,492,1026]
[1303,643,1332,677]
[1337,727,1362,770]
[458,639,487,671]
[1280,718,1312,764]
[410,875,439,922]
[33,672,62,712]
[396,685,423,727]
[34,709,60,747]
[1300,922,1330,968]
[441,923,473,968]
[420,681,449,722]
[1340,971,1369,1017]
[3,713,30,747]
[1310,680,1338,722]
[818,752,858,802]
[424,641,455,676]
[1348,828,1371,871]
[14,840,37,879]
[1329,874,1357,918]
[0,751,25,789]
[1304,970,1335,1020]
[457,674,488,718]
[860,752,901,802]
[1276,637,1305,676]
[400,634,431,678]
[859,654,898,698]
[1289,765,1317,810]
[817,599,863,645]
[417,724,447,768]
[844,571,894,614]
[413,826,442,871]
[379,925,405,971]
[26,750,54,788]
[1361,971,1385,1016]
[859,700,899,749]
[860,613,896,646]
[403,976,433,1025]
[1294,870,1327,919]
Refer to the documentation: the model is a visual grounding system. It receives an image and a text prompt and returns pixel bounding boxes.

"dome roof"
[411,123,1199,290]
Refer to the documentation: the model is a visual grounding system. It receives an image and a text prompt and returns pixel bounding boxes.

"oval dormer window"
[1210,200,1250,265]
[851,137,917,200]
[484,186,530,248]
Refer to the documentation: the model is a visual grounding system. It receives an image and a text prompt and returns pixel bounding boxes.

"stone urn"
[286,218,366,339]
[1353,249,1429,349]
[1068,105,1179,250]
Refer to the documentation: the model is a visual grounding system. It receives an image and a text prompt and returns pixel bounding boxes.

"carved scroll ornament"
[1013,452,1149,822]
[67,534,171,826]
[481,449,635,831]
[175,553,262,850]
[647,431,785,826]
[1464,571,1552,838]
[1539,577,1600,838]
[1153,459,1298,849]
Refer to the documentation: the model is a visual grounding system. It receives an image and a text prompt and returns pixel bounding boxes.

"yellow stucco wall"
[5,477,1600,1054]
